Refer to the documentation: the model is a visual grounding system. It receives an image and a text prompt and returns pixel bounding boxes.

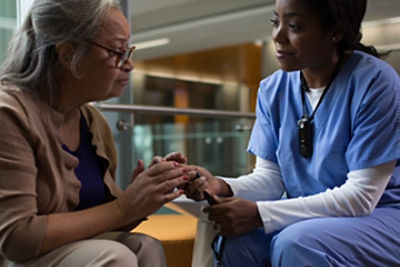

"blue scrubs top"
[248,50,400,206]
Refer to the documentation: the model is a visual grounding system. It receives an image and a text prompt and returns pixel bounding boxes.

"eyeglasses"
[89,40,136,69]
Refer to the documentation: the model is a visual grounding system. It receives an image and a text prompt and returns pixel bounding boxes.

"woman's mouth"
[276,50,294,59]
[116,79,129,87]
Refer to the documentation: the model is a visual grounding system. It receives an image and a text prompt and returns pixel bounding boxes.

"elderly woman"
[0,0,191,266]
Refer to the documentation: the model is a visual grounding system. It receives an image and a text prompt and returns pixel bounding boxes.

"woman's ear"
[55,42,75,70]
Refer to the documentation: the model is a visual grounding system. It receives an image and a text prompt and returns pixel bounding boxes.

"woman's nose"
[121,58,134,72]
[272,25,288,45]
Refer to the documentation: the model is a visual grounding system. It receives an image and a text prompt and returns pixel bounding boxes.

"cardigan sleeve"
[0,98,47,262]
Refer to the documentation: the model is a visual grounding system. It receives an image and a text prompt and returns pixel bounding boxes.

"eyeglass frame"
[88,40,136,69]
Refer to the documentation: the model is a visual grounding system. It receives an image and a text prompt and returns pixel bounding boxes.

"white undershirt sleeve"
[223,157,396,234]
[221,157,285,201]
[257,160,395,234]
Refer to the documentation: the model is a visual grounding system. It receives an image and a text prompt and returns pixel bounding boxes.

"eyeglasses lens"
[117,46,135,69]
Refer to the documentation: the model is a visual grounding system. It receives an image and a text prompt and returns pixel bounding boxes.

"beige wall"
[363,21,400,73]
[259,20,400,78]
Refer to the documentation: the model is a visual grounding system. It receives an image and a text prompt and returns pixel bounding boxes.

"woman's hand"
[41,160,192,254]
[129,159,145,183]
[129,151,187,183]
[204,195,263,237]
[117,161,191,224]
[148,151,187,168]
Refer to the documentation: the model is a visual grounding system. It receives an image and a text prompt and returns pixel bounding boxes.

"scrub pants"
[216,207,400,267]
[3,232,166,267]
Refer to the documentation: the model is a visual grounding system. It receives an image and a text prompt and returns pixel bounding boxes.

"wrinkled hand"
[117,161,190,223]
[203,195,263,237]
[148,151,187,168]
[130,160,145,183]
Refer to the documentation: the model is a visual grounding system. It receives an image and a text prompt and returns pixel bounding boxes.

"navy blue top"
[62,114,108,210]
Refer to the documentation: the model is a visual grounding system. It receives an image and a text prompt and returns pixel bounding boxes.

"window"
[0,0,17,65]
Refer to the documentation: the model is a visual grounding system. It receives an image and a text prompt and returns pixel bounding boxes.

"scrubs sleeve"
[346,66,400,170]
[247,80,279,163]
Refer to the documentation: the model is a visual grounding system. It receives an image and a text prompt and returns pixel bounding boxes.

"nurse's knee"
[221,235,246,258]
[220,228,270,267]
[270,220,322,264]
[222,229,265,258]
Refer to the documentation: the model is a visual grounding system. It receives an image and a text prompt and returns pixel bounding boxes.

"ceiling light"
[133,38,170,50]
[363,16,400,28]
[376,43,400,52]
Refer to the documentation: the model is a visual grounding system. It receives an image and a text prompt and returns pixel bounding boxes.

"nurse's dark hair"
[303,0,382,58]
[0,0,121,105]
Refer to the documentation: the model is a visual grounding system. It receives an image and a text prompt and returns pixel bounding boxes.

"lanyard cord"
[300,57,343,120]
[212,233,225,267]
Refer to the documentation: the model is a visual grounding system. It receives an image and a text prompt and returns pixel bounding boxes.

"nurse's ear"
[331,34,343,44]
[330,25,344,44]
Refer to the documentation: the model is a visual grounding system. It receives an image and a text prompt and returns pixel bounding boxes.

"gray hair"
[0,0,121,105]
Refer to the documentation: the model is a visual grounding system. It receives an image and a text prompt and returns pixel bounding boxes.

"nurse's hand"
[182,166,233,201]
[203,196,263,237]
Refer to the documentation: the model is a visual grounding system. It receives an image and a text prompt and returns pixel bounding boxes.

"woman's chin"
[279,64,301,72]
[110,85,128,98]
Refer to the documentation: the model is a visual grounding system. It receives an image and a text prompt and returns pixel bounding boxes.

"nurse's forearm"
[257,161,395,234]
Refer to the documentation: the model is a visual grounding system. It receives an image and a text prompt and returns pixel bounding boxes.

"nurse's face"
[271,0,337,72]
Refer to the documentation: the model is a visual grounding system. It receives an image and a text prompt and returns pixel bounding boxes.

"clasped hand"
[158,153,263,237]
[123,152,264,237]
[116,155,195,224]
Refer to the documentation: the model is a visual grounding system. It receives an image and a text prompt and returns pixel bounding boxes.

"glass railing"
[132,119,253,177]
[98,103,256,189]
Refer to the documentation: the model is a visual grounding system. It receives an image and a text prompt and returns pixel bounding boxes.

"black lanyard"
[212,234,225,267]
[298,58,342,158]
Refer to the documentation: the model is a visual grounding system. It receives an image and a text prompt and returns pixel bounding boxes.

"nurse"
[182,0,400,266]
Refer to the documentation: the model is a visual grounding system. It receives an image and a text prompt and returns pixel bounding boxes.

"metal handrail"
[97,103,256,119]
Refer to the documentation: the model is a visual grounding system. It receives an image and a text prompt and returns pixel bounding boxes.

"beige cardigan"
[0,85,123,263]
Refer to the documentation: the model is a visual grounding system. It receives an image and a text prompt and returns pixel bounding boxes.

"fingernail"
[183,175,190,181]
[173,162,179,167]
